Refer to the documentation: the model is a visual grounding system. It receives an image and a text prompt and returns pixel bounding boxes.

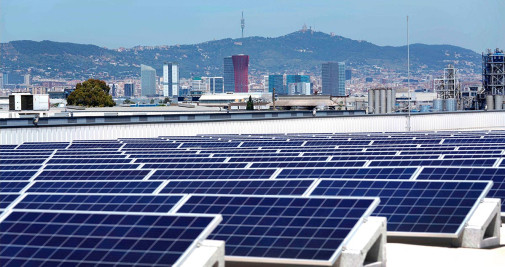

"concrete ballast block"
[460,198,501,248]
[337,216,387,267]
[180,239,225,267]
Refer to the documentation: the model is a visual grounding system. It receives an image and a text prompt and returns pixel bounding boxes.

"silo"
[445,98,457,112]
[368,90,375,113]
[420,105,430,112]
[486,95,494,110]
[495,95,503,110]
[433,99,443,112]
[380,89,386,114]
[374,89,380,114]
[391,89,396,112]
[386,89,392,113]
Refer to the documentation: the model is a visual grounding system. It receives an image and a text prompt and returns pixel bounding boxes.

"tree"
[163,97,170,104]
[246,95,254,110]
[67,79,115,107]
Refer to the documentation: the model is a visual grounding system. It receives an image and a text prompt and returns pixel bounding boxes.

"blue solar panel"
[180,142,241,148]
[44,164,141,170]
[143,163,248,169]
[47,158,134,164]
[1,165,41,171]
[52,154,128,158]
[0,171,38,181]
[122,143,180,149]
[27,181,163,194]
[35,170,150,180]
[150,169,276,180]
[17,144,68,149]
[0,145,17,149]
[0,194,19,209]
[250,161,366,168]
[1,159,47,165]
[304,141,371,146]
[416,167,505,210]
[0,211,220,266]
[276,167,417,179]
[0,182,29,193]
[368,159,497,167]
[174,195,378,264]
[15,194,184,213]
[68,143,123,149]
[311,179,490,235]
[135,157,225,163]
[160,179,316,195]
[240,141,305,147]
[228,156,329,162]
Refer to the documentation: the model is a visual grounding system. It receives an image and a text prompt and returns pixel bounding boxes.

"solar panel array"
[1,130,503,265]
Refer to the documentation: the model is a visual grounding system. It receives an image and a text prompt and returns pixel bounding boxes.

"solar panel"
[35,170,150,181]
[150,169,276,180]
[44,164,141,170]
[134,157,225,163]
[416,167,505,210]
[16,143,68,149]
[47,159,134,164]
[173,195,378,265]
[250,161,366,168]
[14,194,184,213]
[228,156,329,162]
[67,143,123,149]
[122,143,181,149]
[0,194,19,210]
[160,179,316,195]
[368,159,497,167]
[52,155,128,158]
[310,179,491,236]
[1,165,41,171]
[0,171,38,181]
[276,167,417,179]
[1,159,47,165]
[142,163,247,169]
[0,182,29,193]
[27,181,163,194]
[0,145,17,149]
[0,210,220,266]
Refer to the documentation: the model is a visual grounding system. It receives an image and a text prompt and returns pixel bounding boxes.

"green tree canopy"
[67,79,115,107]
[246,95,254,110]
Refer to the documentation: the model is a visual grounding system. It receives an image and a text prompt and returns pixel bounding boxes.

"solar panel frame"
[309,179,492,238]
[26,180,164,194]
[0,209,222,267]
[170,194,380,266]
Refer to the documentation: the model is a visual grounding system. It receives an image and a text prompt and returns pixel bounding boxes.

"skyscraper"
[207,77,224,94]
[322,62,346,96]
[232,54,249,93]
[223,57,235,93]
[287,75,311,95]
[163,62,179,97]
[268,75,285,94]
[141,64,156,96]
[345,69,352,81]
[124,83,135,97]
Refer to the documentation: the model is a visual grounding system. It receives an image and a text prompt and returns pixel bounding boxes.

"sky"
[1,0,504,53]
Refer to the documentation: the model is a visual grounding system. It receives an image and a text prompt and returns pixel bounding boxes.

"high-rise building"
[268,75,285,94]
[108,83,118,97]
[232,54,249,93]
[207,77,224,94]
[141,64,157,96]
[288,82,311,95]
[322,62,346,96]
[345,69,352,81]
[163,62,179,97]
[124,83,135,97]
[223,57,235,93]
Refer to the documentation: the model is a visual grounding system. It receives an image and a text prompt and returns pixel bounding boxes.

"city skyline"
[1,0,503,53]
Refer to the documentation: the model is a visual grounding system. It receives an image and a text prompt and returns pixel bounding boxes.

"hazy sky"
[1,0,503,52]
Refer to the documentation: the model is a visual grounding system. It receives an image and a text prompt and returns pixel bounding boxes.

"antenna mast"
[241,12,245,38]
